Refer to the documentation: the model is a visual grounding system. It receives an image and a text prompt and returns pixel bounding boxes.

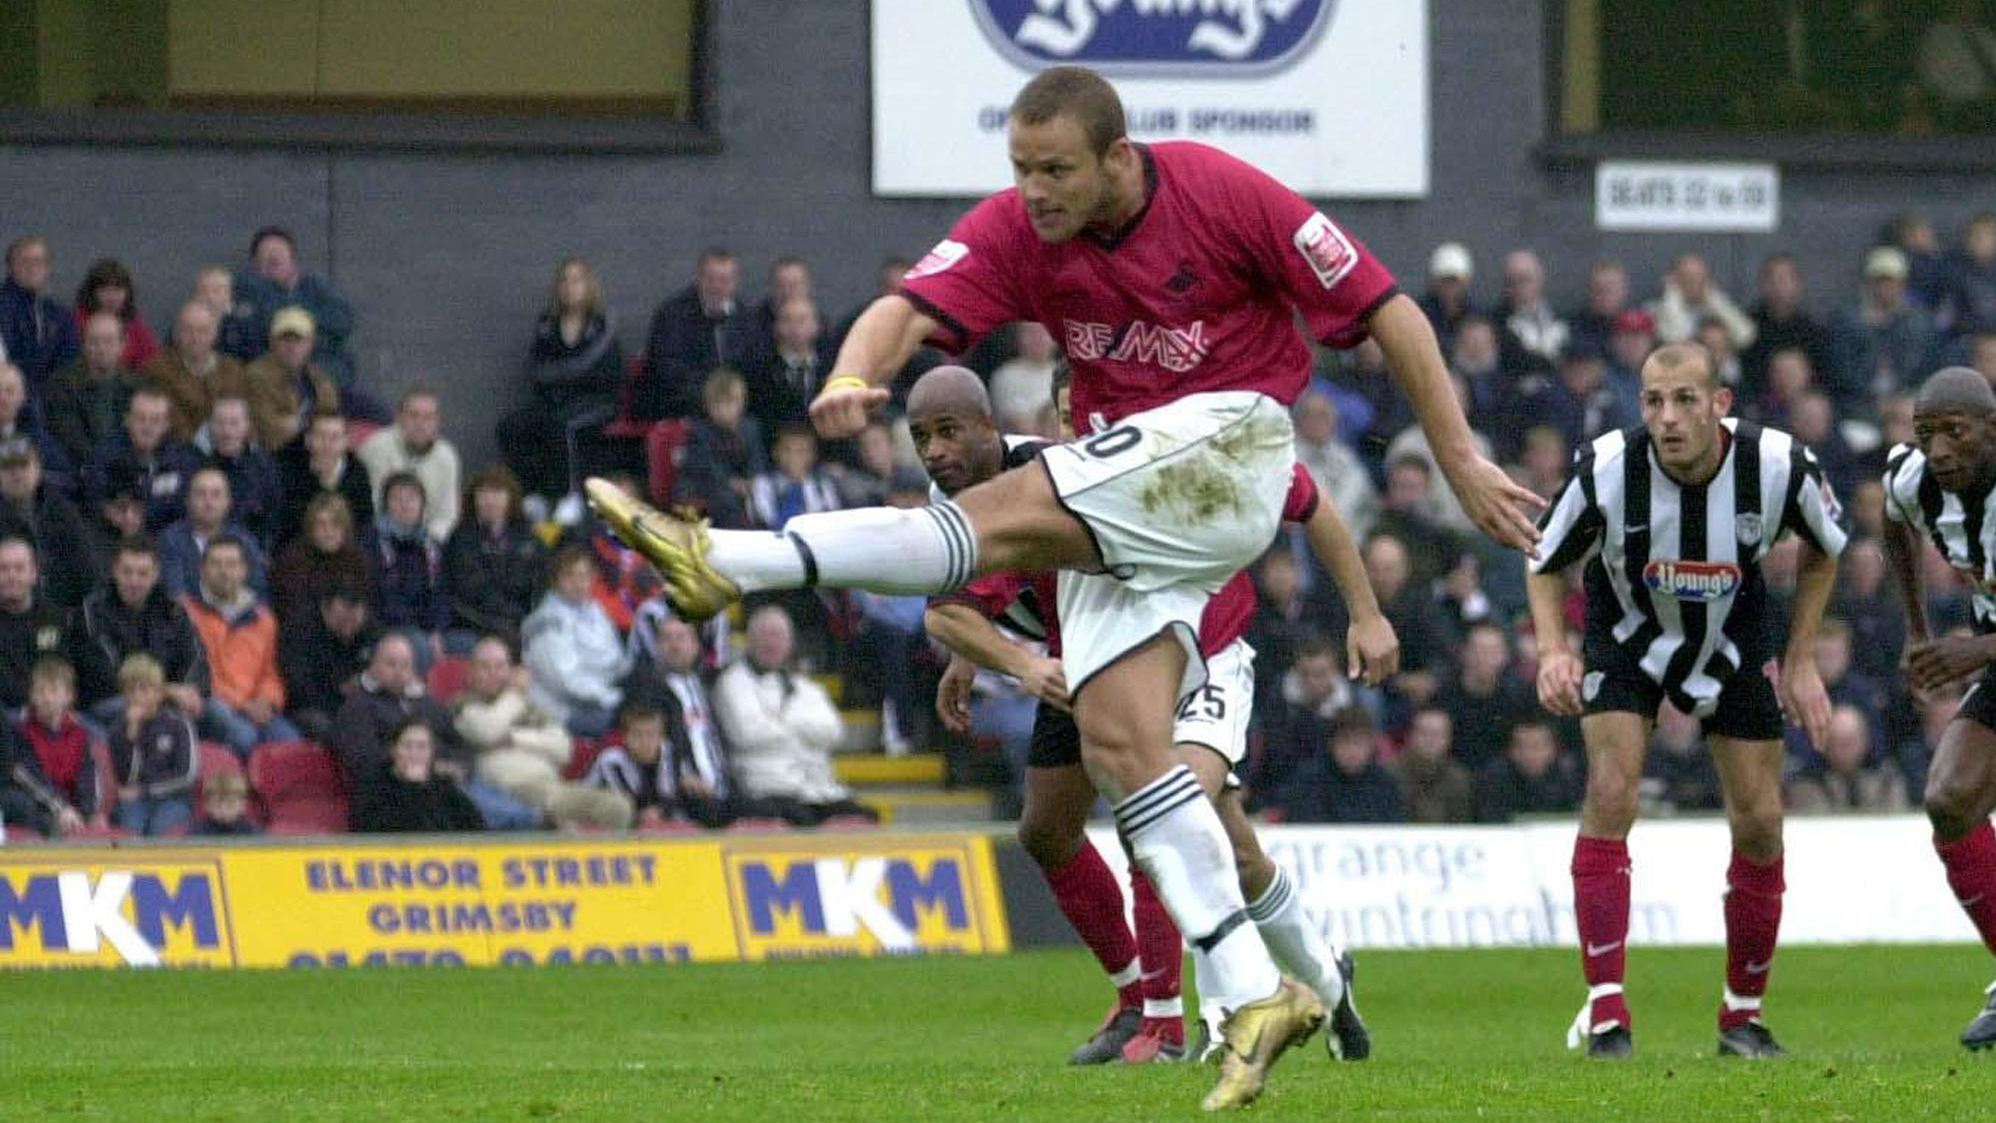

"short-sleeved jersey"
[933,461,1320,659]
[1530,420,1848,717]
[900,141,1397,432]
[1883,442,1996,632]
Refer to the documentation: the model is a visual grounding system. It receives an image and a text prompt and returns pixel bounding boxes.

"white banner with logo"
[1093,816,1974,948]
[870,0,1429,198]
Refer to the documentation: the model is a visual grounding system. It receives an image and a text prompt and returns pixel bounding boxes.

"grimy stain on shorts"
[1210,414,1291,462]
[1139,458,1243,520]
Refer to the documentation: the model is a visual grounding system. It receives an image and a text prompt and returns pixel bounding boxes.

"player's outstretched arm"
[923,603,1069,711]
[1367,294,1546,555]
[1527,571,1583,716]
[1779,539,1839,750]
[810,294,938,439]
[1300,494,1398,685]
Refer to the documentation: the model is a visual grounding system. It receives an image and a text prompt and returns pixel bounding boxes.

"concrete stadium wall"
[2,0,1990,466]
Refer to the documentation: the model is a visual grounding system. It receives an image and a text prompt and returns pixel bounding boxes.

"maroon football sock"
[1719,850,1784,1032]
[1937,821,1996,955]
[1572,834,1633,1031]
[1044,842,1143,1008]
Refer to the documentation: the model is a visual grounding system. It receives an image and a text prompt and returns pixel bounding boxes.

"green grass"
[3,946,1994,1120]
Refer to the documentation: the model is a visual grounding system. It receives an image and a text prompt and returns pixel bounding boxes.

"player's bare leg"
[1175,747,1366,1064]
[1922,715,1996,1048]
[1018,763,1154,1064]
[1708,735,1789,1059]
[585,461,1094,619]
[1568,712,1650,1059]
[1077,638,1319,1111]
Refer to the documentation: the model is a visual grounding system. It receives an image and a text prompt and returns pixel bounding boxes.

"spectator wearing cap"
[241,306,341,452]
[70,258,160,372]
[0,537,87,712]
[273,410,373,551]
[0,236,80,397]
[81,384,200,534]
[0,363,71,494]
[1650,253,1757,351]
[1742,253,1838,407]
[1566,260,1632,357]
[1495,249,1569,373]
[0,438,93,607]
[147,299,249,443]
[1837,246,1938,397]
[44,311,143,470]
[158,467,268,601]
[356,389,460,541]
[1415,242,1480,354]
[234,227,357,386]
[1604,308,1656,416]
[202,396,282,549]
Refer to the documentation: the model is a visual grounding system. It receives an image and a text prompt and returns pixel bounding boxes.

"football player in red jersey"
[1529,344,1843,1060]
[590,66,1533,1109]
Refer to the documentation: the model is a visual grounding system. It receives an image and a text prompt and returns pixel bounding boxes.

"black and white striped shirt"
[1530,420,1848,716]
[1883,442,1996,632]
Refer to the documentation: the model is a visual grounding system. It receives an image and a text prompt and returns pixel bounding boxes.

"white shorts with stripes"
[1041,391,1293,698]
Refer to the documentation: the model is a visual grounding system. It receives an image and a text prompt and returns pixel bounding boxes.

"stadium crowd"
[0,208,1992,839]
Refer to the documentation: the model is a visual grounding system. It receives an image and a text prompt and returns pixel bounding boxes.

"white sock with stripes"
[1247,866,1344,1008]
[1115,766,1280,1015]
[706,501,978,595]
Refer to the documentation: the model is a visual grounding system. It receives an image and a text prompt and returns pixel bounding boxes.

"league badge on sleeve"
[1292,213,1358,290]
[907,240,969,280]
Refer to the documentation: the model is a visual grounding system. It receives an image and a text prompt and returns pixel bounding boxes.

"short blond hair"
[118,652,165,694]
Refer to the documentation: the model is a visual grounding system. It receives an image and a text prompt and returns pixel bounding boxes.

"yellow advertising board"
[0,833,1008,970]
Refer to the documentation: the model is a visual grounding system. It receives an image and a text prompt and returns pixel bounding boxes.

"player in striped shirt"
[1528,342,1845,1059]
[1880,366,1996,1050]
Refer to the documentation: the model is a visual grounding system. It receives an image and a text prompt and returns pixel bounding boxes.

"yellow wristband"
[822,375,872,394]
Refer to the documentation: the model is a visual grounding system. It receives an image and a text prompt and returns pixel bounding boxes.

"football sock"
[1571,835,1633,1031]
[1129,868,1185,1017]
[706,502,977,594]
[1190,945,1224,1041]
[1247,865,1346,1008]
[1936,821,1996,954]
[1719,850,1784,1032]
[1042,842,1143,1009]
[1115,766,1280,1015]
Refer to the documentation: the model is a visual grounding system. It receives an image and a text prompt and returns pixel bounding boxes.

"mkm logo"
[0,861,233,967]
[970,0,1337,77]
[726,843,1005,958]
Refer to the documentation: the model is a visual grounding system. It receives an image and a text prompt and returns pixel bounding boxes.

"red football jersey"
[901,141,1397,431]
[938,463,1319,661]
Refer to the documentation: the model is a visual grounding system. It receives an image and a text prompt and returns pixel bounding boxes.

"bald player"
[1882,366,1996,1049]
[915,364,1393,1065]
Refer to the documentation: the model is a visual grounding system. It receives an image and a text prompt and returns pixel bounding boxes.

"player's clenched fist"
[1537,647,1585,716]
[809,376,890,440]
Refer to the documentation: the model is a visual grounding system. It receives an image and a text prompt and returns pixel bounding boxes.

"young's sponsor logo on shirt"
[1063,318,1210,373]
[1642,560,1741,602]
[1292,212,1358,290]
[906,240,969,280]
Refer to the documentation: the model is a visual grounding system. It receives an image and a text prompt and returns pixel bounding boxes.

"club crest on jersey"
[1643,560,1741,602]
[1293,213,1358,290]
[906,240,968,280]
[968,0,1336,76]
[1735,513,1762,546]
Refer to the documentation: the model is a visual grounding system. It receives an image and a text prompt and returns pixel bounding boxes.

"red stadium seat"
[426,657,470,704]
[2,825,44,843]
[602,355,652,441]
[247,740,349,836]
[563,737,603,782]
[636,817,703,836]
[644,418,691,507]
[67,823,135,841]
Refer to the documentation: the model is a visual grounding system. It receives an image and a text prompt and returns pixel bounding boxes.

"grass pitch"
[4,946,1993,1120]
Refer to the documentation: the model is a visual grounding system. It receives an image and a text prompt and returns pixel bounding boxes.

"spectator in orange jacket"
[181,534,298,756]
